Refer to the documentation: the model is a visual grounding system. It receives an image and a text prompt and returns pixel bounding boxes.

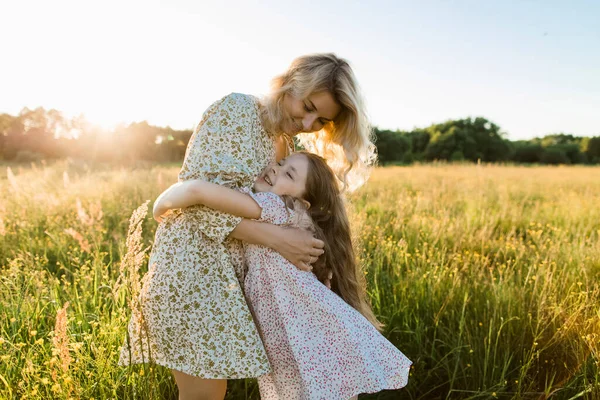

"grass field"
[1,160,599,399]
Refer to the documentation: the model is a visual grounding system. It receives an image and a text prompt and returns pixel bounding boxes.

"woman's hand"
[230,220,325,271]
[271,226,325,272]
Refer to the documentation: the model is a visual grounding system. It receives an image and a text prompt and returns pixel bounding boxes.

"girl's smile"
[254,153,309,200]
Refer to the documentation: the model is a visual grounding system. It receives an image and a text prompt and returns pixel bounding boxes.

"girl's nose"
[302,114,317,131]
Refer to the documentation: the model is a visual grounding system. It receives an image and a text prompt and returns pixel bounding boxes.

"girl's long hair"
[260,53,377,193]
[301,151,382,330]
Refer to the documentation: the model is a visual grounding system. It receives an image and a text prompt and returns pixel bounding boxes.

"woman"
[119,53,377,400]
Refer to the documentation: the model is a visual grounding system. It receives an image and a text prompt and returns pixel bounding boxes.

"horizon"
[1,0,599,140]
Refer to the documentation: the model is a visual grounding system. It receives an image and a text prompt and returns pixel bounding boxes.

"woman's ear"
[301,199,311,209]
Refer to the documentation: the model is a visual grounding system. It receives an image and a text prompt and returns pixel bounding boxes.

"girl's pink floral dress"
[243,190,412,400]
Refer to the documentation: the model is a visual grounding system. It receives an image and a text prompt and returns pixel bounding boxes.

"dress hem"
[119,358,271,380]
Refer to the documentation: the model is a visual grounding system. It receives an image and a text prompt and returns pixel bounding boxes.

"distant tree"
[540,133,578,147]
[404,129,430,154]
[423,118,510,162]
[582,136,600,163]
[512,142,544,163]
[373,128,410,164]
[540,147,570,165]
[553,143,585,164]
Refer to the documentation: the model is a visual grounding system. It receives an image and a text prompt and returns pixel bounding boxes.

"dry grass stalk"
[63,170,70,189]
[113,200,150,317]
[64,228,91,252]
[53,301,71,375]
[75,198,93,226]
[6,167,19,192]
[113,200,152,361]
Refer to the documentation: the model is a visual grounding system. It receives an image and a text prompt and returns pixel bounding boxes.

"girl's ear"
[300,199,311,209]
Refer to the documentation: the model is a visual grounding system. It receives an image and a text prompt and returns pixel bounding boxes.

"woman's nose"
[302,113,317,131]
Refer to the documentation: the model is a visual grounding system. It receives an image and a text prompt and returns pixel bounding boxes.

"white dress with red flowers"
[243,191,412,400]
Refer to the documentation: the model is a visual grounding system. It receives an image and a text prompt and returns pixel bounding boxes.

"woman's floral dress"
[243,190,412,399]
[119,93,285,378]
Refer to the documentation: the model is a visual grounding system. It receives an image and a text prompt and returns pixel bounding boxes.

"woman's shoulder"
[200,93,261,129]
[218,92,260,113]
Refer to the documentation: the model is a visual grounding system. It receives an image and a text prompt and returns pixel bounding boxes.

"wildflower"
[30,330,37,336]
[41,378,50,385]
[10,317,16,323]
[0,337,4,345]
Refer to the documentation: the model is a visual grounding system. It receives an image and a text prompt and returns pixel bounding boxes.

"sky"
[0,0,599,140]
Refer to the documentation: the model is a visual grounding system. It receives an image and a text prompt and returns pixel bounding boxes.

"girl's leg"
[172,369,227,400]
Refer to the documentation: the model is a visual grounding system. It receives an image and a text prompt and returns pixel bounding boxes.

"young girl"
[153,151,412,400]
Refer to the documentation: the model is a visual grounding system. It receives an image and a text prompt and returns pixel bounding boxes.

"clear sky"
[1,0,598,140]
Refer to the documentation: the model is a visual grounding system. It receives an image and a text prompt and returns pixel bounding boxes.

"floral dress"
[119,93,285,378]
[243,190,412,400]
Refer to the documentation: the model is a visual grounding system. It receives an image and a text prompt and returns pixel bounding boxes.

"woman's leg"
[172,369,227,400]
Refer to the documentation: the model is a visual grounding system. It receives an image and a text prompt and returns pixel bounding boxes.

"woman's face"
[281,91,341,135]
[254,153,309,199]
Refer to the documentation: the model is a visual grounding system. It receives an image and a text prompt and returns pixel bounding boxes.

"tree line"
[1,107,599,165]
[375,118,600,165]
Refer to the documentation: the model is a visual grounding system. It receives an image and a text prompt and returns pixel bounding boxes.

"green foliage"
[512,142,544,163]
[540,147,570,165]
[373,128,411,164]
[583,137,600,162]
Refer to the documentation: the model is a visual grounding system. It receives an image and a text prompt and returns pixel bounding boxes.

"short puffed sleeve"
[177,93,267,242]
[246,191,291,226]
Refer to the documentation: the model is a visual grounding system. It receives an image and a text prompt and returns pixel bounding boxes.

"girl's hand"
[272,227,325,272]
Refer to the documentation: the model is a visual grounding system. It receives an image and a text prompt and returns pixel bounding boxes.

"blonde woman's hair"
[260,53,377,192]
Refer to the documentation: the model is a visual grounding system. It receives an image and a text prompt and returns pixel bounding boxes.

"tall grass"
[0,161,598,399]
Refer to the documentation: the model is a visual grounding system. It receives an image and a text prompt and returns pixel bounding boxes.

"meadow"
[0,160,598,399]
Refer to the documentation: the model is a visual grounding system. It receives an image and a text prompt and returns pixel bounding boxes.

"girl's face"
[281,91,341,136]
[254,153,309,199]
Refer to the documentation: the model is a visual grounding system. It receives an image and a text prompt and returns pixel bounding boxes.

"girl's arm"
[153,180,261,222]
